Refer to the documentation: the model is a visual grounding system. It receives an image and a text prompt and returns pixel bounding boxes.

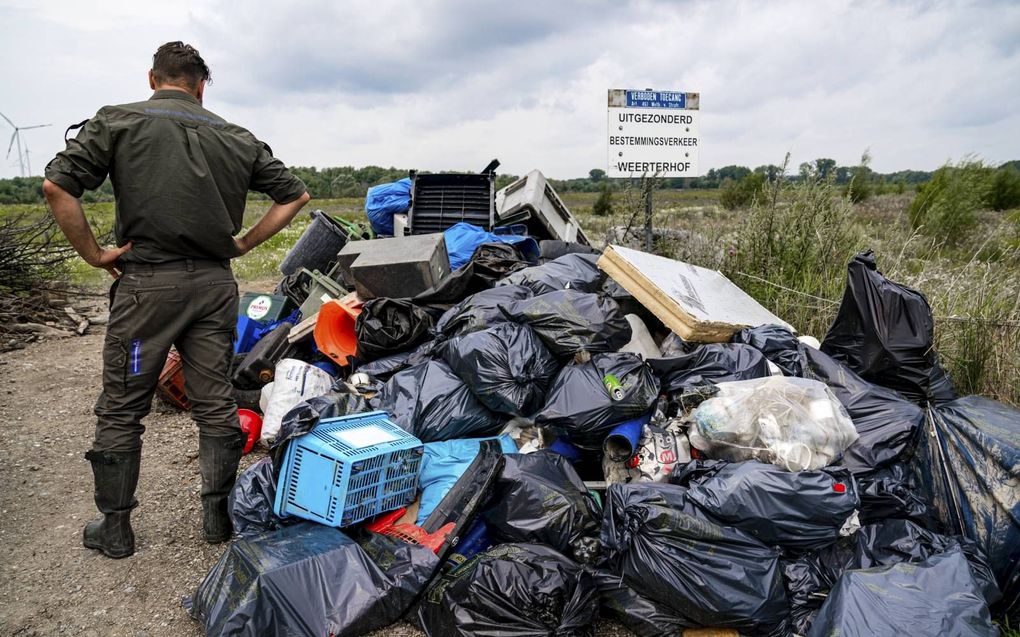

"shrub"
[592,182,614,216]
[908,160,991,245]
[987,165,1020,211]
[719,172,765,210]
[843,152,873,203]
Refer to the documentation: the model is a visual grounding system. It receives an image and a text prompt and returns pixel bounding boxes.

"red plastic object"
[364,508,455,554]
[156,350,190,411]
[832,482,847,494]
[238,409,263,454]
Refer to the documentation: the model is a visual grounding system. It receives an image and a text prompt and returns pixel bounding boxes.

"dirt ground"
[0,324,632,636]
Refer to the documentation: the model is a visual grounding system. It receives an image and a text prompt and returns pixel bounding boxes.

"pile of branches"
[0,212,105,344]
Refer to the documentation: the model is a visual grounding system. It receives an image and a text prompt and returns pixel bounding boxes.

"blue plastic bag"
[444,222,539,270]
[416,435,518,525]
[364,178,411,236]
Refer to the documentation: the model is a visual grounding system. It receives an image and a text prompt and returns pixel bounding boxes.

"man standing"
[43,41,310,558]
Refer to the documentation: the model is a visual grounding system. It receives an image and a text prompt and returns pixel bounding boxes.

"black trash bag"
[731,323,807,377]
[535,352,660,450]
[914,395,1020,622]
[417,543,599,637]
[805,546,998,637]
[856,462,932,526]
[355,297,434,361]
[434,284,533,338]
[648,343,772,394]
[185,523,439,637]
[595,569,690,637]
[784,518,1000,635]
[670,460,861,553]
[496,252,604,295]
[414,242,530,307]
[538,239,598,263]
[820,250,957,406]
[600,483,789,636]
[500,289,632,357]
[482,451,602,563]
[802,345,925,473]
[353,339,439,382]
[227,457,293,539]
[371,358,503,442]
[439,322,560,416]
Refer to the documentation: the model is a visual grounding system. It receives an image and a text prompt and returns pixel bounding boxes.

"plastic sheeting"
[672,460,861,553]
[600,482,789,636]
[355,298,434,362]
[784,518,1000,634]
[365,178,411,236]
[443,222,539,271]
[688,377,860,471]
[482,451,603,563]
[354,340,438,382]
[416,435,518,526]
[535,352,660,450]
[802,345,925,474]
[496,253,604,295]
[418,543,599,637]
[434,285,533,337]
[915,395,1020,621]
[806,547,997,637]
[372,358,504,442]
[500,289,632,357]
[260,359,335,444]
[821,250,957,406]
[648,343,772,394]
[439,322,559,416]
[186,523,439,637]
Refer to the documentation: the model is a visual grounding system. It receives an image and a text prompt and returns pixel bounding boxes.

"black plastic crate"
[408,172,494,235]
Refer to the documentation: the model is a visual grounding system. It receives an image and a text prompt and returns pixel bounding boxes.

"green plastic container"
[298,269,347,318]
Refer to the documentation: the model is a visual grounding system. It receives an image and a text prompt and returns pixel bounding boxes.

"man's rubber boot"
[83,450,140,559]
[198,432,244,544]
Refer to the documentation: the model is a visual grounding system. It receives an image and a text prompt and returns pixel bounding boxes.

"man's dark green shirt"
[45,90,307,263]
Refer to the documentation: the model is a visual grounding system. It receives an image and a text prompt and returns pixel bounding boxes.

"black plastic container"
[408,172,495,235]
[279,210,352,276]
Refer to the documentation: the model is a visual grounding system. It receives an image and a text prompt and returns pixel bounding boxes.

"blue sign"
[625,90,687,109]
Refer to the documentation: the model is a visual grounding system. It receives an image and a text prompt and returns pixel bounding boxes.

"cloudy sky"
[1,0,1018,180]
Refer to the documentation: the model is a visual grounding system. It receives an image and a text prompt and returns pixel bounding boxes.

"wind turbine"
[1,111,51,177]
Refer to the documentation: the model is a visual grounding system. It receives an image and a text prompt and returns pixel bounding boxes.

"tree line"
[2,159,1016,205]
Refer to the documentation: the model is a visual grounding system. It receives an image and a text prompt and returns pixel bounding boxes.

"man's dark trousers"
[87,259,243,554]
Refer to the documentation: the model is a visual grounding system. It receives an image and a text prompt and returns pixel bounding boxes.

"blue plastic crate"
[273,411,424,528]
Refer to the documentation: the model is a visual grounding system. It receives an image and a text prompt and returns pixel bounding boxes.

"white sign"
[607,89,700,178]
[246,295,273,320]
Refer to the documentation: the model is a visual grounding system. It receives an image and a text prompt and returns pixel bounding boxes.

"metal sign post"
[607,89,700,251]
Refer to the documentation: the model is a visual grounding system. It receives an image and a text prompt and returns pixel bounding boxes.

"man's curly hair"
[152,41,211,90]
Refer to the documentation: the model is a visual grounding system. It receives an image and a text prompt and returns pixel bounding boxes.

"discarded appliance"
[408,170,495,235]
[495,169,590,245]
[343,234,450,300]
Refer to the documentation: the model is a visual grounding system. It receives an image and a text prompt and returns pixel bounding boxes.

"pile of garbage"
[177,168,1019,637]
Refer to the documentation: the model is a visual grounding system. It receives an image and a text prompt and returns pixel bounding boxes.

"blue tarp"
[416,435,518,525]
[364,178,412,236]
[443,222,539,270]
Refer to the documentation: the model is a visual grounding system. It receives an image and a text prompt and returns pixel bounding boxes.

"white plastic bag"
[259,359,334,444]
[688,376,858,471]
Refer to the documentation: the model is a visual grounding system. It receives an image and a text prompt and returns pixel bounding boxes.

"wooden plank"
[598,245,793,343]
